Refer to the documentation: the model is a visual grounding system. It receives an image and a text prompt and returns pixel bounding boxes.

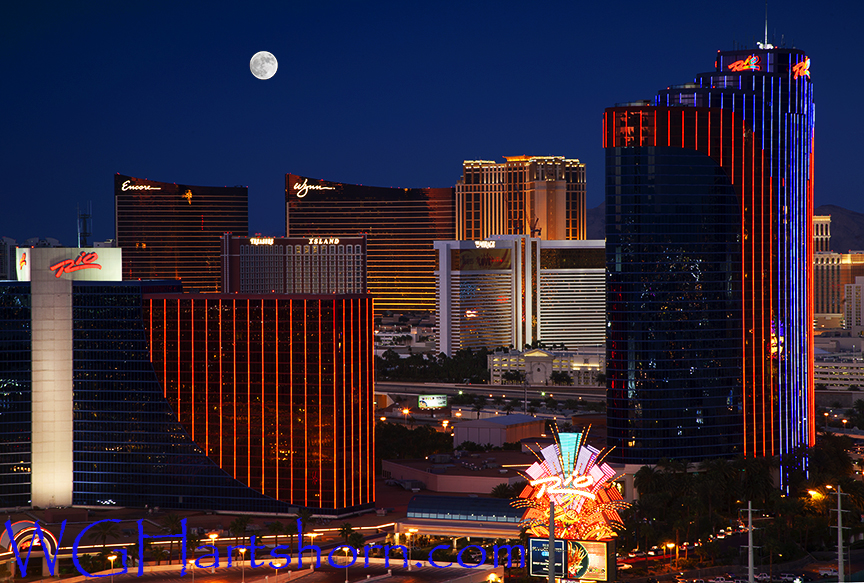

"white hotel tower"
[434,235,604,355]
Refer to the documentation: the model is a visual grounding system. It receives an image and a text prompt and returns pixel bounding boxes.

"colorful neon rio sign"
[49,251,101,278]
[793,57,811,79]
[513,429,628,540]
[728,55,760,72]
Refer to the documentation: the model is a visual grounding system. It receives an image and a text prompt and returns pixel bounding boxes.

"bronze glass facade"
[285,174,455,314]
[143,293,375,514]
[115,174,248,292]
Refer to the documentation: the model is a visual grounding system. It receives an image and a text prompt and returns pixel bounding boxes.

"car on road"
[755,573,771,582]
[818,569,838,578]
[780,573,798,582]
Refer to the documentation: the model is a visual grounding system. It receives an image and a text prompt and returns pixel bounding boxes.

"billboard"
[529,538,615,582]
[418,395,448,409]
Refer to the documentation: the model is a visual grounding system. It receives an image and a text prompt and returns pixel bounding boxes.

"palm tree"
[633,465,660,497]
[490,483,513,498]
[296,509,313,534]
[268,521,284,549]
[150,546,169,566]
[347,531,364,550]
[89,521,121,551]
[284,520,299,555]
[229,516,251,551]
[161,513,183,565]
[338,523,354,542]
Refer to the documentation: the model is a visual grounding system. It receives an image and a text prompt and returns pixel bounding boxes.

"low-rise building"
[488,347,604,385]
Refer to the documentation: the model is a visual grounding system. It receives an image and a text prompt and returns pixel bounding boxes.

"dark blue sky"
[2,0,860,245]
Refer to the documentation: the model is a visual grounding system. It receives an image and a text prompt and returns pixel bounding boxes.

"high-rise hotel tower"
[604,45,815,463]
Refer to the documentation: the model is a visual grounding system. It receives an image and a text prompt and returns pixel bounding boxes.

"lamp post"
[825,412,830,430]
[402,408,410,425]
[188,559,195,583]
[843,419,848,433]
[208,532,218,573]
[343,547,350,583]
[239,547,247,583]
[108,554,117,583]
[407,528,418,571]
[666,543,675,567]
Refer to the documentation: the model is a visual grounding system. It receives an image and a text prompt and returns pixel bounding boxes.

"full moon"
[250,51,278,80]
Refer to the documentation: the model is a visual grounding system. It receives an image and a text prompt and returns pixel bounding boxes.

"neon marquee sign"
[293,178,335,198]
[514,429,628,541]
[474,240,496,249]
[250,237,275,245]
[793,57,811,79]
[308,237,340,245]
[728,55,760,72]
[49,252,102,278]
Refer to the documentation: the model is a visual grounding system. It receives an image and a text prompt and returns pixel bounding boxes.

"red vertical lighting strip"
[368,297,374,502]
[808,135,816,446]
[247,299,252,488]
[233,300,238,478]
[275,300,279,498]
[681,109,685,148]
[177,300,181,407]
[261,302,265,492]
[667,110,671,145]
[289,299,295,505]
[303,299,308,508]
[653,110,657,147]
[765,150,773,456]
[191,300,195,440]
[318,299,323,507]
[602,112,606,148]
[335,299,341,510]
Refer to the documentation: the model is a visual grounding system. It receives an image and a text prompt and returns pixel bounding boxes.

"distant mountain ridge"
[815,205,864,254]
[584,202,864,253]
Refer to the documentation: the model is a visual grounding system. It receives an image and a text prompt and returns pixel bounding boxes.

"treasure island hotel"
[604,44,815,465]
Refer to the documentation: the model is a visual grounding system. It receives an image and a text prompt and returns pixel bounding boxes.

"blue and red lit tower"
[604,46,814,463]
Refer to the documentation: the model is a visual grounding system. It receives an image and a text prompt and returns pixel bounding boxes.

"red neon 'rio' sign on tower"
[793,58,811,79]
[728,55,760,71]
[49,251,102,278]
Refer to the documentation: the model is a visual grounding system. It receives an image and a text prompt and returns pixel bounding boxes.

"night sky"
[2,0,861,245]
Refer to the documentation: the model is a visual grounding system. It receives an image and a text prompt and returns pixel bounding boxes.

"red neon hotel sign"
[728,55,760,71]
[793,57,811,79]
[50,251,102,278]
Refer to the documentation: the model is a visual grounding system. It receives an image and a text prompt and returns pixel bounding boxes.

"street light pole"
[108,554,117,583]
[189,559,195,583]
[838,486,844,583]
[208,532,218,574]
[239,547,247,583]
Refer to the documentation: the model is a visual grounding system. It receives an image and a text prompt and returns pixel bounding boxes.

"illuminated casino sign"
[309,237,340,245]
[728,55,760,71]
[474,240,496,249]
[514,430,628,540]
[793,57,811,79]
[50,251,102,278]
[0,520,59,559]
[121,180,162,191]
[250,237,275,245]
[16,248,122,282]
[293,177,336,198]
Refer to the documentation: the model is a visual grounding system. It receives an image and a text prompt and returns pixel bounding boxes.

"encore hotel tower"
[115,174,248,292]
[285,174,455,314]
[604,45,815,464]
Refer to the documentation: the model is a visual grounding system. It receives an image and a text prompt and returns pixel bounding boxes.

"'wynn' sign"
[293,178,335,198]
